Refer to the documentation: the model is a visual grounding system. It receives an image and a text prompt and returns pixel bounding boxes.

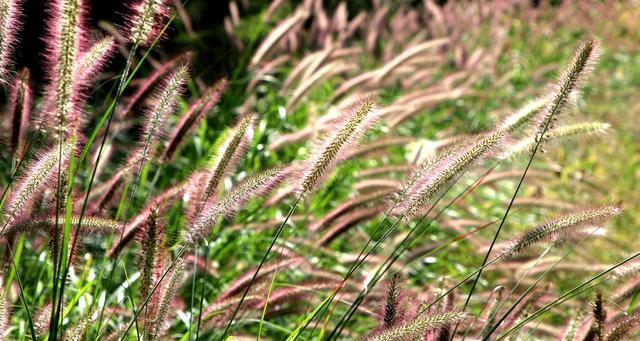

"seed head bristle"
[3,215,120,236]
[133,64,188,165]
[184,167,283,247]
[299,97,378,194]
[46,0,88,139]
[605,313,640,341]
[379,274,405,329]
[128,0,171,47]
[162,78,228,162]
[368,311,467,341]
[0,288,9,339]
[534,39,599,144]
[200,112,255,202]
[120,52,192,118]
[2,140,74,228]
[498,97,548,133]
[149,259,184,340]
[139,207,164,304]
[500,206,620,259]
[75,35,116,85]
[584,292,606,341]
[7,68,32,159]
[394,131,504,217]
[500,121,610,160]
[0,0,22,84]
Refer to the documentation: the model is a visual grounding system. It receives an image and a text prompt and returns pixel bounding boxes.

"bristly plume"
[120,52,192,118]
[0,0,22,84]
[605,313,640,341]
[367,311,467,341]
[500,206,620,259]
[131,64,188,165]
[500,121,610,160]
[139,207,164,304]
[534,39,599,144]
[393,131,504,217]
[3,215,120,236]
[162,78,228,162]
[45,0,88,139]
[498,97,547,133]
[378,274,406,330]
[0,288,9,340]
[199,113,255,202]
[183,167,283,247]
[583,292,606,341]
[128,0,171,47]
[1,140,74,229]
[6,68,32,159]
[298,97,379,194]
[75,35,116,85]
[149,259,184,341]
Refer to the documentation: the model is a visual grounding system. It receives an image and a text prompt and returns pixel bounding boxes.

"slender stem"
[220,194,302,339]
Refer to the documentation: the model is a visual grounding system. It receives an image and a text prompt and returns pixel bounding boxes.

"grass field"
[1,1,639,340]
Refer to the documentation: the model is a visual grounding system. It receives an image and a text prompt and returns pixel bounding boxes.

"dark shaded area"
[16,0,236,90]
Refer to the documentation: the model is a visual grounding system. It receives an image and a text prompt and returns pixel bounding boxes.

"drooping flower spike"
[162,78,228,162]
[131,64,188,165]
[500,205,620,259]
[1,140,75,230]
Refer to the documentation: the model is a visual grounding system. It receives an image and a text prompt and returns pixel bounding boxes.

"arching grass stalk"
[299,165,496,341]
[495,250,640,340]
[326,168,496,340]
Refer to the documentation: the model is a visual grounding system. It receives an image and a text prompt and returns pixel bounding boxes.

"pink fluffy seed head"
[44,0,89,138]
[127,0,171,47]
[0,0,23,84]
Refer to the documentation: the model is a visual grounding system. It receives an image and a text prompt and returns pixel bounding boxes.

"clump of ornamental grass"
[0,0,635,339]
